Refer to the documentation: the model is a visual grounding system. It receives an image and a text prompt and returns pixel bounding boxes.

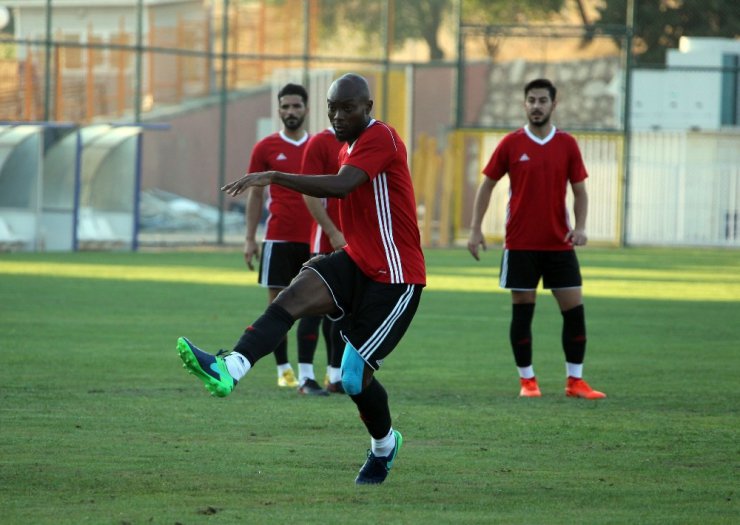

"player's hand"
[565,228,588,246]
[221,172,272,197]
[244,239,259,271]
[329,231,347,251]
[467,230,486,261]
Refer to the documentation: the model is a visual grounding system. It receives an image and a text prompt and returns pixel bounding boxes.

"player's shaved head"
[328,73,370,102]
[327,73,373,143]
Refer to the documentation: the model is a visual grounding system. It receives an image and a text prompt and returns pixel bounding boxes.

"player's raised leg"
[177,337,241,397]
[177,269,336,396]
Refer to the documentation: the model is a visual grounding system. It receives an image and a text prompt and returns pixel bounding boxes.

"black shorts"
[303,250,423,370]
[499,249,582,290]
[258,241,310,288]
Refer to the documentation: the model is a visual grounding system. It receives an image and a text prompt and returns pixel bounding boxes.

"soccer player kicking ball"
[467,78,606,400]
[177,73,426,484]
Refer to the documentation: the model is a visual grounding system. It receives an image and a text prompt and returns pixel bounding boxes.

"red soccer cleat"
[565,377,606,399]
[519,377,542,397]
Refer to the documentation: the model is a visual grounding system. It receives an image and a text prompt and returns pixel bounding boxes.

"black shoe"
[326,381,346,394]
[355,431,403,485]
[298,378,329,396]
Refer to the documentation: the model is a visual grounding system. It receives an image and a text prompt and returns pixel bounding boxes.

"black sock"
[562,304,586,364]
[328,319,344,369]
[297,316,321,364]
[321,317,332,365]
[273,337,288,366]
[232,303,295,366]
[510,303,535,368]
[349,377,391,440]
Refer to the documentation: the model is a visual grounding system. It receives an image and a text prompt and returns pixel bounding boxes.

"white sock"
[371,429,396,457]
[277,363,292,377]
[566,362,583,379]
[298,363,315,383]
[328,366,341,383]
[224,353,251,381]
[517,366,535,379]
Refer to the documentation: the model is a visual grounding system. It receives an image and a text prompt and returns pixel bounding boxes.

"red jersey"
[482,126,588,251]
[300,128,343,254]
[248,131,312,243]
[339,120,426,285]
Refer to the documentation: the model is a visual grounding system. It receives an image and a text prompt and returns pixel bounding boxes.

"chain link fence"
[0,0,737,250]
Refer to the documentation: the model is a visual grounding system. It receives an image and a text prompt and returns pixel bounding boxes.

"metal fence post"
[217,0,229,245]
[43,0,52,121]
[620,0,635,247]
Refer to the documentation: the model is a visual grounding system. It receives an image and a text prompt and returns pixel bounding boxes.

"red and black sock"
[562,304,586,364]
[510,303,535,367]
[232,303,295,366]
[296,316,321,364]
[327,319,344,369]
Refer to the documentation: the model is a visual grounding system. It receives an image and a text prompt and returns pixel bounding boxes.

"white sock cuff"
[328,366,341,383]
[517,366,535,379]
[224,353,251,381]
[566,362,583,378]
[371,428,395,457]
[298,363,315,382]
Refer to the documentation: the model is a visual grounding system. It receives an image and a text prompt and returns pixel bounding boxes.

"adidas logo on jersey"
[519,153,530,162]
[276,153,288,160]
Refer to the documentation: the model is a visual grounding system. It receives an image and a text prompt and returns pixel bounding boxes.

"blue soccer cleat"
[355,430,403,485]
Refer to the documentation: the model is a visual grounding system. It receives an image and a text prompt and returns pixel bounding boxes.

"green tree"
[311,0,449,60]
[464,0,565,24]
[313,0,566,61]
[596,0,740,64]
[463,0,567,58]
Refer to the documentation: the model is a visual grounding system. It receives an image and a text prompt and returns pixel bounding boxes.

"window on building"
[720,54,739,126]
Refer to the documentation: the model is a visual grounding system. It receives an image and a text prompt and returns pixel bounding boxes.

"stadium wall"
[141,87,271,213]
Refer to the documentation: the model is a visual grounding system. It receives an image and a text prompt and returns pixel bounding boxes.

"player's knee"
[340,343,364,395]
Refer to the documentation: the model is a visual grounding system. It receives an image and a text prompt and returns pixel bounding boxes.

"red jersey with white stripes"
[339,120,426,285]
[300,128,343,254]
[248,131,312,243]
[482,126,588,250]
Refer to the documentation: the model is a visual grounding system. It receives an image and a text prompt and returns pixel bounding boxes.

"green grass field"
[1,247,738,524]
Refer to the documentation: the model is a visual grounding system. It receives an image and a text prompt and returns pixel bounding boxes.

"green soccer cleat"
[177,337,235,397]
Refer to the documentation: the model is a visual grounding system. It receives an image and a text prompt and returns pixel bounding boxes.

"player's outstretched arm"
[221,171,272,196]
[222,165,368,199]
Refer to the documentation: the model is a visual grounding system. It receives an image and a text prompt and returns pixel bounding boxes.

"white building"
[631,37,740,131]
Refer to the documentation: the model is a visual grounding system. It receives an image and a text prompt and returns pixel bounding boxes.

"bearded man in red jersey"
[468,78,606,400]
